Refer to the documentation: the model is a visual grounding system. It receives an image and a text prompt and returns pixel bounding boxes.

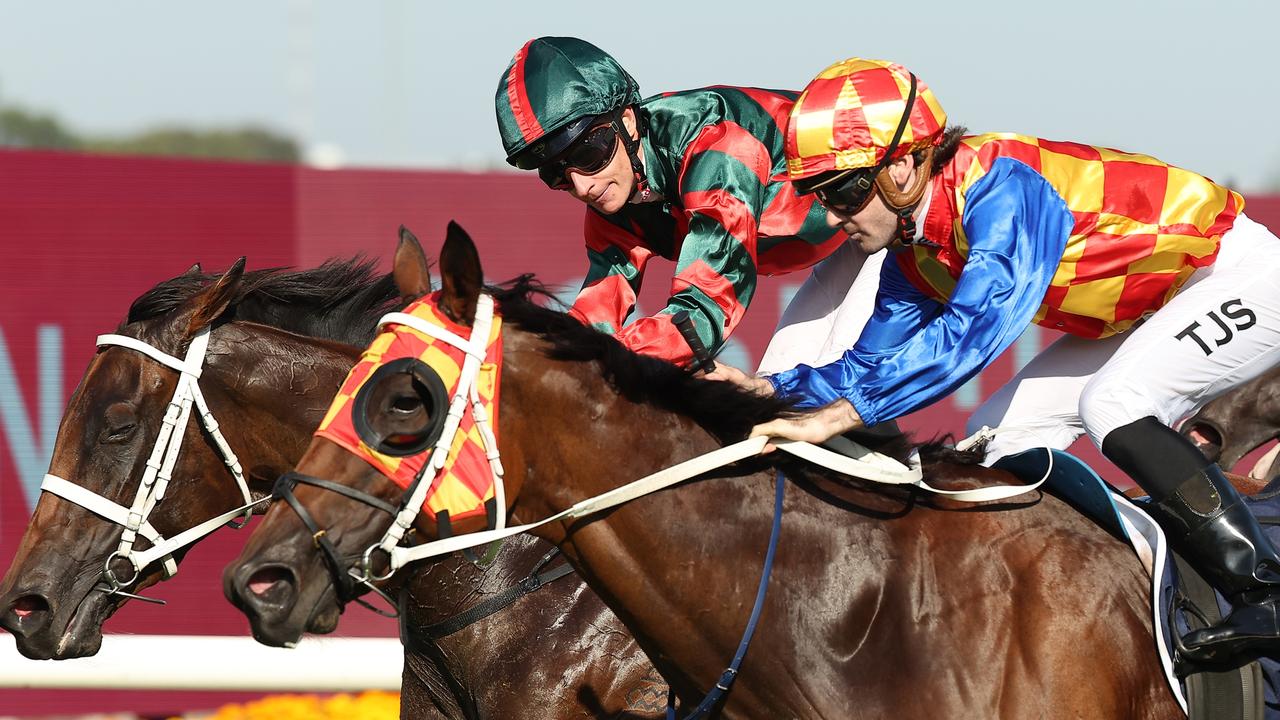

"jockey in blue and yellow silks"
[710,57,1280,665]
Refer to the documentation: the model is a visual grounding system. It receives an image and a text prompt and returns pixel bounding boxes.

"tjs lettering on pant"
[1175,299,1258,356]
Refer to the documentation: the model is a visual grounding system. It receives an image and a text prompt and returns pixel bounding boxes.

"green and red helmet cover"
[495,37,641,167]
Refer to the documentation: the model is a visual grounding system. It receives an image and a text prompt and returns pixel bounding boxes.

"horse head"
[223,223,519,646]
[0,258,371,659]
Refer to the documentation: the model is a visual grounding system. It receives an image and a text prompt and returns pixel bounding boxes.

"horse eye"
[390,395,421,414]
[104,422,137,443]
[102,403,138,443]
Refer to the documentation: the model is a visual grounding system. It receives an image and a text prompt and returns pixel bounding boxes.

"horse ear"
[393,225,433,301]
[438,221,483,325]
[184,257,245,338]
[184,262,202,275]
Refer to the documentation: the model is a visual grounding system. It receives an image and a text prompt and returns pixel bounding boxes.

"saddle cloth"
[996,449,1280,719]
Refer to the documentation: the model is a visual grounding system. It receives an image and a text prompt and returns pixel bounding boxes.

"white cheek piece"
[39,329,268,601]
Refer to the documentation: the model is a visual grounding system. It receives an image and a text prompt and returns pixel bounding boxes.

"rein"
[39,329,268,604]
[373,434,1048,571]
[285,290,1049,581]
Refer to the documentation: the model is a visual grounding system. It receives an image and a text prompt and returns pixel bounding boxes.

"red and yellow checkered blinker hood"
[783,58,947,182]
[314,292,503,522]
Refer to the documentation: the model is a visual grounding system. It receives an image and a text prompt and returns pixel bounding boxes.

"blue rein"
[667,469,785,719]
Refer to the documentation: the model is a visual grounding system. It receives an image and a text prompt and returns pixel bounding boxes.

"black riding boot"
[1102,416,1280,664]
[1148,465,1280,664]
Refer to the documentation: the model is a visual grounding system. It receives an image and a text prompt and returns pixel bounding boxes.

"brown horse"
[0,257,662,719]
[226,222,1186,719]
[0,259,385,659]
[1183,365,1280,481]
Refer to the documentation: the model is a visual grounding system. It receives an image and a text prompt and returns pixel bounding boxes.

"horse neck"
[401,534,551,636]
[203,322,360,494]
[494,329,800,699]
[499,329,724,527]
[396,535,556,712]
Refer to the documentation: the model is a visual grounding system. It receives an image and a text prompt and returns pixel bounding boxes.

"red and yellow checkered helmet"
[783,58,947,183]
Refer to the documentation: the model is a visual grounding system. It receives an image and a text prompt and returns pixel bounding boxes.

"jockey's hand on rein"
[750,399,865,453]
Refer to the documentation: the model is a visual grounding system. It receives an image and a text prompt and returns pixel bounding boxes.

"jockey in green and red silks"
[496,37,874,368]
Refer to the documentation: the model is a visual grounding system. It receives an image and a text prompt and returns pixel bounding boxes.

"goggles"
[537,123,620,190]
[814,168,880,216]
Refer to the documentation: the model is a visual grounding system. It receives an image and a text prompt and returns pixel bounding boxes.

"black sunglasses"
[814,168,880,215]
[538,124,620,190]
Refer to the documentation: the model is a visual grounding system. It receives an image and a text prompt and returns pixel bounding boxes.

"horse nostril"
[11,594,50,619]
[246,566,296,605]
[1186,423,1223,455]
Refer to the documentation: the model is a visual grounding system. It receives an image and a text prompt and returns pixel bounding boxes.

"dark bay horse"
[0,259,391,659]
[227,223,1185,719]
[0,257,661,719]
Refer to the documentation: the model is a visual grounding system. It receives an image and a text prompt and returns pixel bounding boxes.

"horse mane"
[123,257,403,346]
[489,276,980,467]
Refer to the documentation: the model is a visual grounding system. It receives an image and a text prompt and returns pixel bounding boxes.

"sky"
[2,0,1278,190]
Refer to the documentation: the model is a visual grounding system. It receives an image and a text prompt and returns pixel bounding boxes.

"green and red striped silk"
[569,86,846,365]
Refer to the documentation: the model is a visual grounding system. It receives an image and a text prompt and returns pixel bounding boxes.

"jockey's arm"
[761,161,1073,439]
[570,209,656,336]
[608,133,767,365]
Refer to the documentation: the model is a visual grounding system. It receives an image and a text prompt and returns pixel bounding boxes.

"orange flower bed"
[181,690,400,720]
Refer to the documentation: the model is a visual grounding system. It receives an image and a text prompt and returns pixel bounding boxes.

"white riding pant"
[968,214,1280,465]
[757,240,886,374]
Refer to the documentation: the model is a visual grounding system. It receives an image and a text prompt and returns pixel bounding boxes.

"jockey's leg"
[1080,213,1280,663]
[965,333,1121,464]
[756,242,885,374]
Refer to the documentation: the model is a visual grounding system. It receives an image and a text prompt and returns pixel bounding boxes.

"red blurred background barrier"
[2,148,1278,716]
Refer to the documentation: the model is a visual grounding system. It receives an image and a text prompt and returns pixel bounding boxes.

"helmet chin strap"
[611,110,651,202]
[876,145,935,246]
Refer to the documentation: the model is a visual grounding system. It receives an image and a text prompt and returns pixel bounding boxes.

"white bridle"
[39,328,267,602]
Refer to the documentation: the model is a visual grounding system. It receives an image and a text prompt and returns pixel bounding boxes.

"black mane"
[123,257,403,347]
[489,276,978,466]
